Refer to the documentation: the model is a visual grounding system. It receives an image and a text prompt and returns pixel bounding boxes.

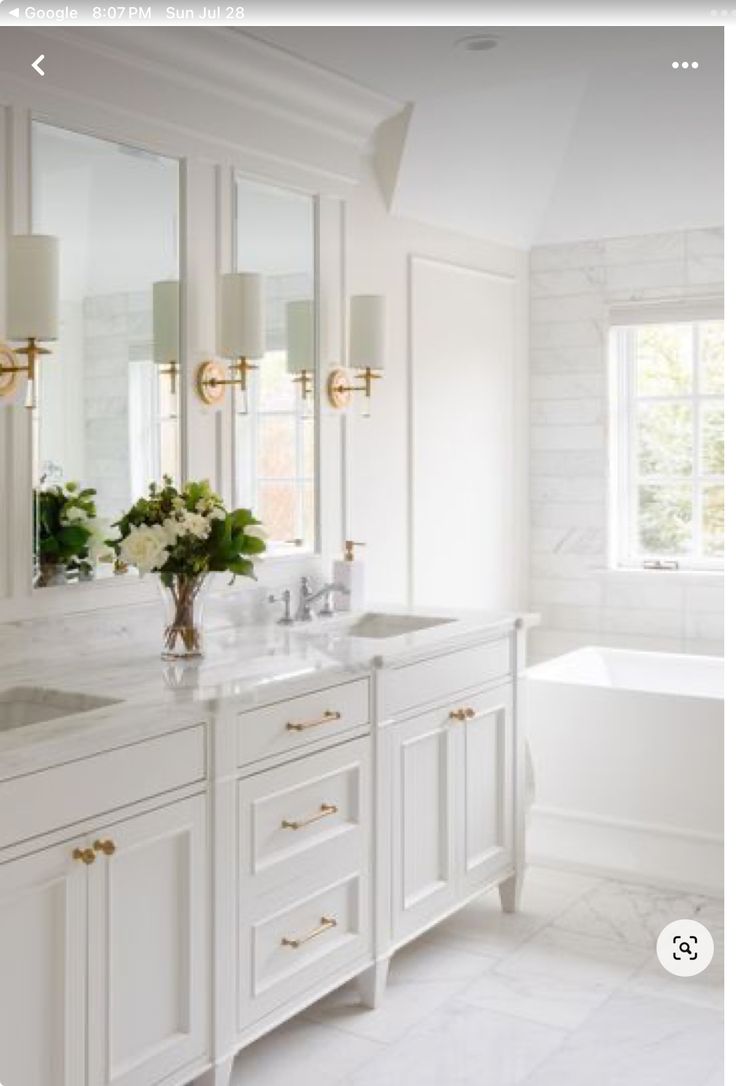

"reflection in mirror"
[234,177,316,552]
[31,122,181,587]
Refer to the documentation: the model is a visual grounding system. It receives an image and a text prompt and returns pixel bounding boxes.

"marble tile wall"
[528,228,724,662]
[83,290,152,517]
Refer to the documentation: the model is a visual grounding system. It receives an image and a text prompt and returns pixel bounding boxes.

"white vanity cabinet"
[0,837,88,1086]
[0,618,527,1086]
[0,727,209,1086]
[378,634,522,957]
[232,679,373,1042]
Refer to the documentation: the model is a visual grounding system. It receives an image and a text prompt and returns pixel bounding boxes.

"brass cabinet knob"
[463,707,477,720]
[72,847,96,865]
[449,708,467,722]
[93,839,116,856]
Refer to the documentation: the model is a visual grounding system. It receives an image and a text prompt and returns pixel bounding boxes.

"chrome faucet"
[295,577,348,622]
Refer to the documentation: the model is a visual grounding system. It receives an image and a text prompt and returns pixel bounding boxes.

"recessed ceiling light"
[454,34,500,53]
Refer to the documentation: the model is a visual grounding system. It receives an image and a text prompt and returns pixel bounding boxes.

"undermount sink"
[0,687,121,732]
[344,612,456,639]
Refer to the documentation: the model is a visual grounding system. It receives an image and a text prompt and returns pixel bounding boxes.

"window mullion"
[692,323,702,560]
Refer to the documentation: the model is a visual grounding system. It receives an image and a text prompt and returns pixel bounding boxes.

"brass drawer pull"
[72,847,96,865]
[282,803,338,831]
[93,839,116,856]
[286,710,341,733]
[281,915,337,949]
[463,707,477,719]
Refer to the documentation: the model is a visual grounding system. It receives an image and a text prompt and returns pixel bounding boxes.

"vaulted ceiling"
[249,26,724,248]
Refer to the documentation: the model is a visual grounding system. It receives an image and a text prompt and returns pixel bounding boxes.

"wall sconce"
[0,235,59,407]
[327,294,386,409]
[153,280,180,395]
[287,299,314,400]
[196,272,264,405]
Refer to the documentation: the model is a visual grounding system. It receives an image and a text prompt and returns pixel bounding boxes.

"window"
[234,352,314,548]
[610,318,724,570]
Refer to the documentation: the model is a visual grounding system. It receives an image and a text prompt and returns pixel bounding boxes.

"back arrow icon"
[32,55,45,76]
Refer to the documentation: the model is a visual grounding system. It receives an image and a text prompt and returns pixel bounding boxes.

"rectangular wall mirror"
[31,121,181,587]
[233,176,317,553]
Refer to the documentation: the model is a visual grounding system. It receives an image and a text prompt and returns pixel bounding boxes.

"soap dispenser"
[333,540,365,612]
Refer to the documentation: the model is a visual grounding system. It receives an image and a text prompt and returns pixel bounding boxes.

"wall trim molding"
[0,28,402,193]
[528,803,723,895]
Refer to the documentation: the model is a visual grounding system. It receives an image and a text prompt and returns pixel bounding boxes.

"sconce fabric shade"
[219,272,265,360]
[286,300,315,374]
[153,280,179,364]
[349,294,386,372]
[7,234,59,341]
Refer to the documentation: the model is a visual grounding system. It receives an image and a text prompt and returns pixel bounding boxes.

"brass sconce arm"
[0,339,52,402]
[292,369,313,400]
[327,366,383,409]
[159,360,179,396]
[195,356,258,405]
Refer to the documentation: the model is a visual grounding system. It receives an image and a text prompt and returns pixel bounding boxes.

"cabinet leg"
[499,871,524,914]
[356,957,391,1009]
[194,1055,234,1086]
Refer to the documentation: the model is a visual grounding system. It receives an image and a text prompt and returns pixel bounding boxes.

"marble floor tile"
[344,999,567,1086]
[458,925,649,1030]
[425,894,545,960]
[387,931,499,984]
[552,879,720,949]
[229,1015,383,1086]
[427,866,600,962]
[520,991,723,1086]
[304,973,473,1045]
[626,949,724,1012]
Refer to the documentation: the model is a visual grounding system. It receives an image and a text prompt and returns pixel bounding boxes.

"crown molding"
[0,28,404,190]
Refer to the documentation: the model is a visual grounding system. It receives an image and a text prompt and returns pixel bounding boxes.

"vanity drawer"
[383,638,511,717]
[0,725,206,850]
[239,738,370,890]
[239,872,369,1030]
[237,679,370,768]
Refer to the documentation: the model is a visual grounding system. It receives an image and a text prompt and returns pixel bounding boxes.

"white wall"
[529,227,724,661]
[342,178,528,609]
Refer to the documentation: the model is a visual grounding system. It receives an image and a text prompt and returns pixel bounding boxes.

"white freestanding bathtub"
[527,647,723,893]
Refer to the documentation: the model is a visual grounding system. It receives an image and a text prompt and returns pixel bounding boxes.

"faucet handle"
[268,588,294,626]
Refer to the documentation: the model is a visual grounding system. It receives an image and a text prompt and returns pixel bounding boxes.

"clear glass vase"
[158,573,211,660]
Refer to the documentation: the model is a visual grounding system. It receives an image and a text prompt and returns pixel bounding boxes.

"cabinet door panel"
[391,710,456,942]
[0,842,86,1086]
[459,683,514,896]
[88,795,208,1086]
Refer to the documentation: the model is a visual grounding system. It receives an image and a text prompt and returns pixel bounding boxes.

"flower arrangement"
[111,478,266,658]
[35,482,110,586]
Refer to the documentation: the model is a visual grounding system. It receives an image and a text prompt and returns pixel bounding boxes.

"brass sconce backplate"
[327,367,352,410]
[0,343,20,398]
[195,360,228,405]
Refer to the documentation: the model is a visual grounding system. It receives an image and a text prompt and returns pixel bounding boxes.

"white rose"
[60,505,88,526]
[162,515,186,545]
[207,506,226,521]
[244,523,268,542]
[182,511,212,540]
[119,524,170,574]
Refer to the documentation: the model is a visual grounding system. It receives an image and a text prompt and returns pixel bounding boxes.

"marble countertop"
[0,604,533,775]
